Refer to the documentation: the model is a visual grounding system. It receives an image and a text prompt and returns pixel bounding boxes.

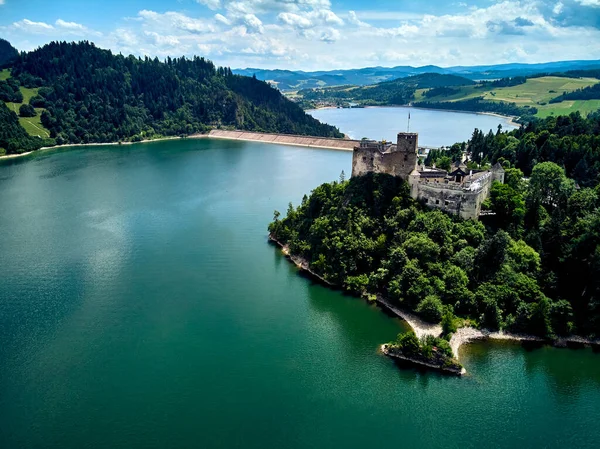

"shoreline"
[269,236,600,374]
[0,135,194,161]
[1,129,358,161]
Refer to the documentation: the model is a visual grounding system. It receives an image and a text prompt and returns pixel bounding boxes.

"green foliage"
[416,295,444,322]
[391,331,458,368]
[0,102,54,153]
[4,41,341,152]
[0,39,18,67]
[414,97,536,117]
[269,141,600,337]
[394,330,420,356]
[19,103,35,117]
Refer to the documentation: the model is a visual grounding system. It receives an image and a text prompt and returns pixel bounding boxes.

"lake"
[308,106,518,147]
[1,135,599,449]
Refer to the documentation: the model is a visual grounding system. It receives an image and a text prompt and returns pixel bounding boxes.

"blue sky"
[1,0,600,70]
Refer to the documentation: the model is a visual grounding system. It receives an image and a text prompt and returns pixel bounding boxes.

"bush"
[416,295,444,322]
[441,311,458,337]
[29,95,45,108]
[19,104,36,117]
[395,331,420,355]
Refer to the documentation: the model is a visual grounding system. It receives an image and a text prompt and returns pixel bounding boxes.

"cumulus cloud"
[9,18,101,37]
[13,19,54,33]
[138,10,215,34]
[4,0,600,70]
[319,28,340,42]
[347,11,370,28]
[215,14,231,25]
[55,19,86,30]
[242,14,264,33]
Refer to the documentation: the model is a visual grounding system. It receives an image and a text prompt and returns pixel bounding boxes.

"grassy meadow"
[2,70,51,138]
[418,76,600,117]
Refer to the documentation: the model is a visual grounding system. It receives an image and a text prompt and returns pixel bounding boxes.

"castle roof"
[491,162,505,172]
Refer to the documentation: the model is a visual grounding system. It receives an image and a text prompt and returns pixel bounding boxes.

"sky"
[1,0,600,70]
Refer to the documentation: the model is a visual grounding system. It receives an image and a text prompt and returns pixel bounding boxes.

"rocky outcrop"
[381,344,463,376]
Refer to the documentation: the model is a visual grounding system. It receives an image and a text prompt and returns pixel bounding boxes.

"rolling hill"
[235,59,600,91]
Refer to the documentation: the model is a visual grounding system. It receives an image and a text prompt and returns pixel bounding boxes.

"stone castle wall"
[352,148,416,178]
[414,175,493,220]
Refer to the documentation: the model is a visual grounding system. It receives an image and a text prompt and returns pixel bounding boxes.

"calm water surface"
[309,106,518,146]
[1,138,599,449]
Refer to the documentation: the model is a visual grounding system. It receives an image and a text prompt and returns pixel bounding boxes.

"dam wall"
[207,130,360,151]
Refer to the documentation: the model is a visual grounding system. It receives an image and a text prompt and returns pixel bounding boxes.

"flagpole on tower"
[407,112,411,133]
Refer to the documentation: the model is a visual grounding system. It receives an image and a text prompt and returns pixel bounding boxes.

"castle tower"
[395,132,419,181]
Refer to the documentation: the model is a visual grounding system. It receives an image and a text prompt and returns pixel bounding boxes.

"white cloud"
[320,28,340,42]
[278,12,314,29]
[215,14,231,25]
[56,19,86,31]
[13,19,54,33]
[197,0,222,9]
[576,0,600,6]
[242,14,264,33]
[5,1,600,70]
[144,31,180,47]
[138,10,215,34]
[347,11,370,28]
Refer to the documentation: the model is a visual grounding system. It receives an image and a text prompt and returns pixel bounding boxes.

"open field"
[5,100,50,138]
[422,76,600,117]
[2,73,51,138]
[536,99,600,118]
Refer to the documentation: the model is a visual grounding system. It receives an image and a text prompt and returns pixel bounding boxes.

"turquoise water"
[309,106,518,146]
[1,138,599,449]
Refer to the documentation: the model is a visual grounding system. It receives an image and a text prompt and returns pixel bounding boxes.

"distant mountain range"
[234,60,600,91]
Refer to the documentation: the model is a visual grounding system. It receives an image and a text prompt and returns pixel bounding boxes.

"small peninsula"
[269,111,600,375]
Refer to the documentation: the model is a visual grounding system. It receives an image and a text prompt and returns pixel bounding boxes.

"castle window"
[362,156,366,161]
[424,198,428,204]
[436,200,440,205]
[404,155,408,161]
[445,201,449,206]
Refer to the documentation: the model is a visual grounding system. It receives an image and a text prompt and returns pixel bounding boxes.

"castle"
[351,132,504,220]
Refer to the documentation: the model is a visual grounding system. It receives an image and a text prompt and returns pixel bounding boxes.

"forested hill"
[270,111,600,339]
[300,73,474,106]
[0,39,18,67]
[3,41,341,151]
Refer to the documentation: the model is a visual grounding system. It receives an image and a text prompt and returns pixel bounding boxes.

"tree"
[527,162,574,214]
[416,295,444,322]
[395,331,420,355]
[19,103,36,117]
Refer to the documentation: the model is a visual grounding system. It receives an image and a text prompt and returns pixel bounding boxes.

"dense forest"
[1,41,341,154]
[413,98,536,118]
[0,38,18,67]
[269,111,600,339]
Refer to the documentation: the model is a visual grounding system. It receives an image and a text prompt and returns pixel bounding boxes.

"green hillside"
[299,74,600,119]
[1,40,342,155]
[1,69,51,138]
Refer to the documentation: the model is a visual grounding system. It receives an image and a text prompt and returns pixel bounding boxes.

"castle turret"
[395,132,419,181]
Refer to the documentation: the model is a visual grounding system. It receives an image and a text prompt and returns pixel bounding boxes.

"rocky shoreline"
[381,344,463,376]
